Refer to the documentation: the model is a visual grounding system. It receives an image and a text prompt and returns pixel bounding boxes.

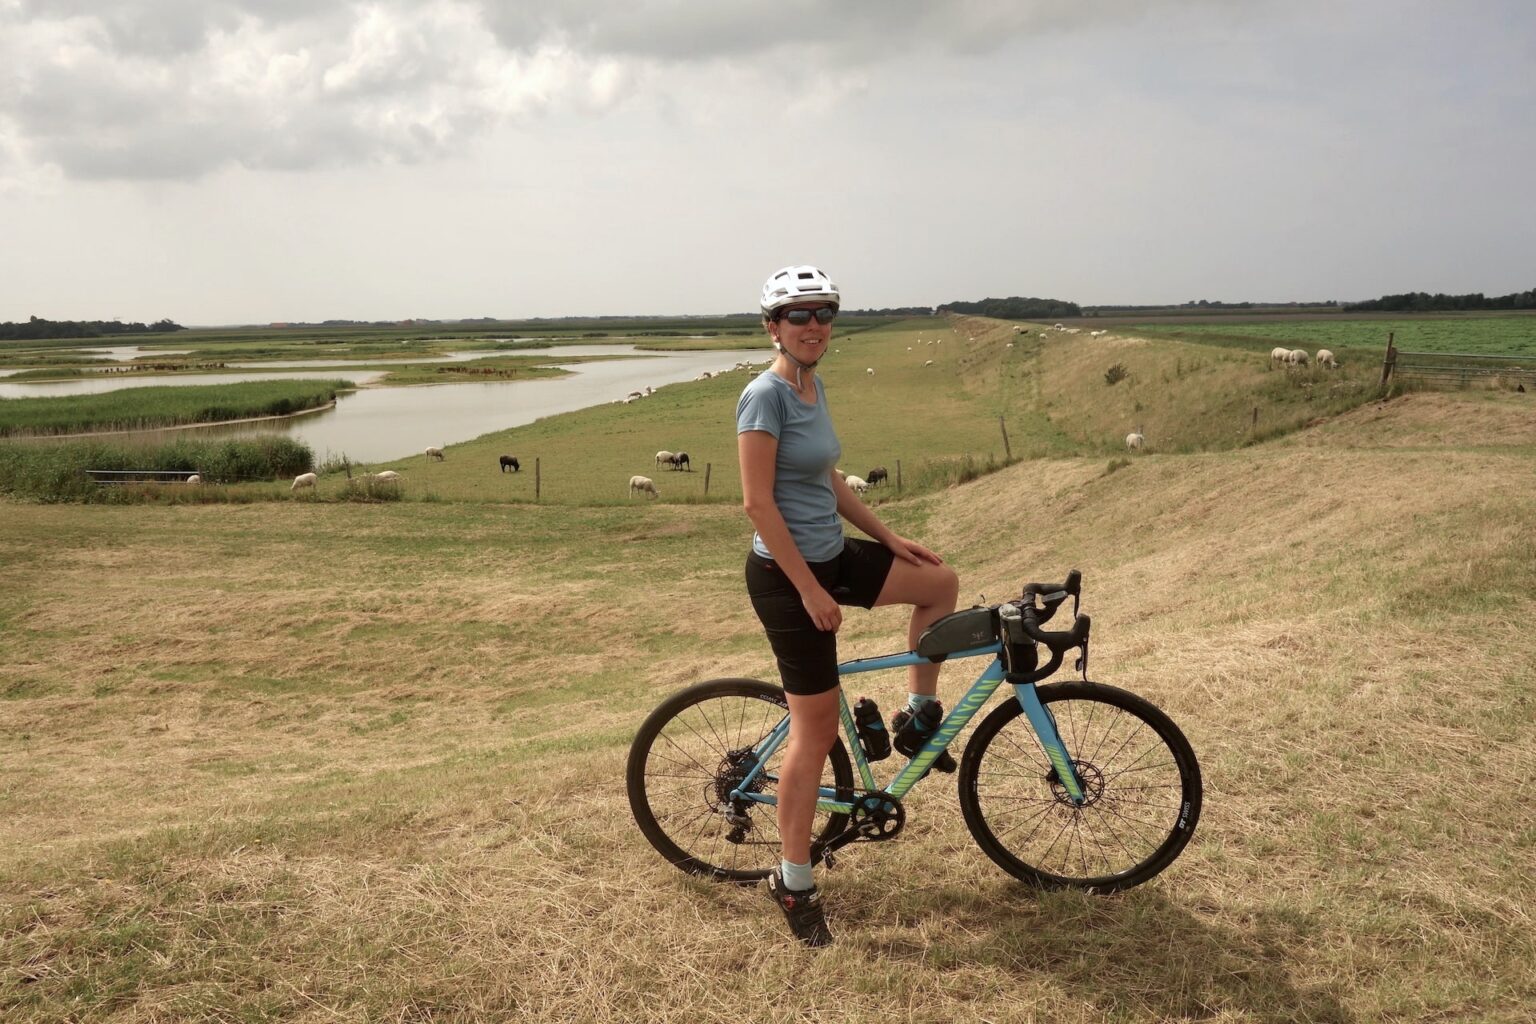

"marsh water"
[1,345,765,463]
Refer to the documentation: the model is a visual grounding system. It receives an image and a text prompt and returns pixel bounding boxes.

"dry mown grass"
[3,390,1535,1022]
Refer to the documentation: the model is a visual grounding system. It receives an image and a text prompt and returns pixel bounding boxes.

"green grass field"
[1127,314,1536,359]
[0,379,354,436]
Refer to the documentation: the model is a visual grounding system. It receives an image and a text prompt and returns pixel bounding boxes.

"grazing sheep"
[292,472,317,490]
[866,367,875,376]
[1315,349,1338,369]
[628,391,644,400]
[1270,346,1290,365]
[655,450,674,468]
[499,455,520,473]
[425,446,445,461]
[373,470,400,482]
[695,371,713,380]
[185,474,201,485]
[844,474,870,493]
[1287,349,1309,366]
[671,452,692,471]
[924,359,934,366]
[629,475,659,499]
[1125,432,1145,452]
[867,466,888,487]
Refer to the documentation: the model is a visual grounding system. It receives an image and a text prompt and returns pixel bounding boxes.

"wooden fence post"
[1380,332,1396,387]
[535,457,541,502]
[1252,406,1259,429]
[896,459,902,493]
[704,463,711,496]
[998,416,1012,461]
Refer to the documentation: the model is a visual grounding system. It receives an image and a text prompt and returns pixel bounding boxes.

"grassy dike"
[2,321,1534,1021]
[325,315,1388,505]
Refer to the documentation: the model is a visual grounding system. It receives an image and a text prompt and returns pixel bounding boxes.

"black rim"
[631,682,852,880]
[965,687,1198,890]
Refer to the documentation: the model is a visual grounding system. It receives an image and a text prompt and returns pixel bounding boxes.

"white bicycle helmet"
[760,265,840,317]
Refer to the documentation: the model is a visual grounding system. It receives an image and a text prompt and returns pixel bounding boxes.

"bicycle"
[627,570,1202,893]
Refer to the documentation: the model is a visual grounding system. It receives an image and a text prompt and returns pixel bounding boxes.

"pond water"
[77,346,196,361]
[3,346,767,463]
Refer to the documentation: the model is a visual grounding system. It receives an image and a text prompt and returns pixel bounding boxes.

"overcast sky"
[2,0,1533,325]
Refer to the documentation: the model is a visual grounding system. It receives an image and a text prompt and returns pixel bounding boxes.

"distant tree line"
[1344,287,1536,312]
[1,315,185,340]
[847,306,938,316]
[939,296,1082,318]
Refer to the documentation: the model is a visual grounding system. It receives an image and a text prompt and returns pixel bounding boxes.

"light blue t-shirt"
[736,371,845,562]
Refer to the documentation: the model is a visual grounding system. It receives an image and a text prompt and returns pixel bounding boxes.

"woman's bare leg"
[777,688,841,865]
[875,558,960,697]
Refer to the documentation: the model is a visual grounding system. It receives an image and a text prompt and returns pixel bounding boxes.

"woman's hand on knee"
[888,534,943,566]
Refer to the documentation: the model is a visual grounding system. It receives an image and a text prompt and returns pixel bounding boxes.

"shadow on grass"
[863,883,1353,1023]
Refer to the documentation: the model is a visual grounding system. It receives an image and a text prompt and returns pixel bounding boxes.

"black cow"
[499,455,520,473]
[867,466,888,487]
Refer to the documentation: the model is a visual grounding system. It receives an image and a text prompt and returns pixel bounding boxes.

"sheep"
[844,474,870,493]
[866,367,875,376]
[668,451,691,471]
[499,455,520,473]
[1125,432,1145,452]
[185,474,202,485]
[629,475,659,499]
[292,472,317,490]
[425,446,445,461]
[1270,346,1290,365]
[373,470,401,482]
[655,450,674,468]
[695,371,713,380]
[627,391,644,400]
[924,359,934,366]
[1315,349,1338,369]
[1286,349,1309,366]
[867,466,888,487]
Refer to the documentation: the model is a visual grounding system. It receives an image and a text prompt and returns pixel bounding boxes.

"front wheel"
[626,678,854,882]
[959,680,1202,892]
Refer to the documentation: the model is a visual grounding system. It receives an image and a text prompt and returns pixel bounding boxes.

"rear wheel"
[626,678,854,882]
[958,680,1201,892]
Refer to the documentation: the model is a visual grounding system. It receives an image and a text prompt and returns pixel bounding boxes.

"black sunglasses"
[775,306,838,326]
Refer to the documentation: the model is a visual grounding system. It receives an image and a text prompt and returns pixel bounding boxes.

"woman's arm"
[830,470,944,567]
[739,430,842,632]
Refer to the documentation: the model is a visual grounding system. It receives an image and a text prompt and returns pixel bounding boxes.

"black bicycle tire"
[626,677,855,882]
[958,680,1202,892]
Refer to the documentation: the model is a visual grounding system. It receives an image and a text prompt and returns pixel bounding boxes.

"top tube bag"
[915,607,999,661]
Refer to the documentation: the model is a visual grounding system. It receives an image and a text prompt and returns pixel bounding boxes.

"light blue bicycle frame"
[728,641,1087,811]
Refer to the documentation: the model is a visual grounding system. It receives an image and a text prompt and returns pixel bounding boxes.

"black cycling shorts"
[745,537,897,696]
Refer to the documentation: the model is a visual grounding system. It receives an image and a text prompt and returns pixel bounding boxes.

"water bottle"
[853,697,891,761]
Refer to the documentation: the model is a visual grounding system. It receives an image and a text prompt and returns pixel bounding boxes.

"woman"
[737,265,959,947]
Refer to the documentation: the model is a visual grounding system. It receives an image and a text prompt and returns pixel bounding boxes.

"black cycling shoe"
[891,702,957,774]
[766,870,833,948]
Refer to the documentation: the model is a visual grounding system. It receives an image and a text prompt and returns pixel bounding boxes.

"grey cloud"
[1,0,1264,182]
[478,0,1240,61]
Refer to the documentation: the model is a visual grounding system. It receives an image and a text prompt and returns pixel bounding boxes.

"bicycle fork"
[1013,682,1088,805]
